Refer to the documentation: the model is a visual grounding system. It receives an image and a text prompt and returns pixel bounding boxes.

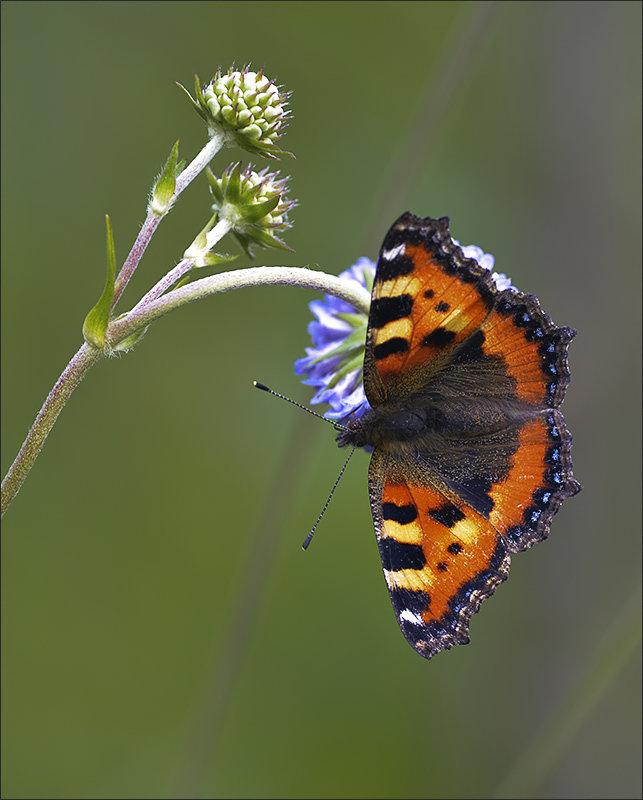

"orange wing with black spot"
[369,450,511,659]
[364,215,498,407]
[362,213,580,659]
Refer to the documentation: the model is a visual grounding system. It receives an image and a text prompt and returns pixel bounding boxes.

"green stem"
[111,132,225,309]
[1,344,103,516]
[130,219,234,313]
[106,266,372,346]
[1,268,370,518]
[492,585,642,798]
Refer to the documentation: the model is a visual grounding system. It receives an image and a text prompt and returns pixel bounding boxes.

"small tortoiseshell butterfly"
[336,212,581,660]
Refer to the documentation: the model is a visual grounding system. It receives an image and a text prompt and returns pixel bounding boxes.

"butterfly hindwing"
[486,409,580,551]
[369,449,511,660]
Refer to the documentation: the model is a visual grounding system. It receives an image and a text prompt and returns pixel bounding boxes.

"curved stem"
[492,585,642,798]
[1,344,103,517]
[132,256,194,312]
[111,132,225,309]
[1,267,369,519]
[130,219,233,313]
[107,266,372,346]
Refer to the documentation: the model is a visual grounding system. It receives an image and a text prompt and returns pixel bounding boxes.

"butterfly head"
[336,415,367,449]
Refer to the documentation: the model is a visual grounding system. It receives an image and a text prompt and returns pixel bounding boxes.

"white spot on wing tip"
[382,243,406,261]
[400,608,424,627]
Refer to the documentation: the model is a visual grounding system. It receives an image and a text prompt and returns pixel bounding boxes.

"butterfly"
[336,212,581,659]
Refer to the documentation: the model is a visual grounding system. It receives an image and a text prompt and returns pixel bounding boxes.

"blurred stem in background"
[174,412,317,797]
[493,585,642,798]
[365,0,500,249]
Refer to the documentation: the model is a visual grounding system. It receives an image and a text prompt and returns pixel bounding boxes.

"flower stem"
[1,266,369,518]
[492,585,642,798]
[131,257,195,311]
[205,218,233,252]
[175,130,225,195]
[111,132,226,309]
[111,211,159,309]
[1,344,103,517]
[107,266,372,347]
[130,219,233,313]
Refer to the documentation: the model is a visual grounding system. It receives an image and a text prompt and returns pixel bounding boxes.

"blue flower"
[454,240,515,291]
[296,238,513,421]
[295,258,374,420]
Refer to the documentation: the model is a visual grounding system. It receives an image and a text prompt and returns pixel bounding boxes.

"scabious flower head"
[454,240,514,291]
[207,162,296,255]
[296,235,514,421]
[182,68,291,159]
[295,258,375,421]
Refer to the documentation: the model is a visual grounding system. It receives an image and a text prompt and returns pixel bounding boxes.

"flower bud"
[182,68,291,159]
[207,163,296,255]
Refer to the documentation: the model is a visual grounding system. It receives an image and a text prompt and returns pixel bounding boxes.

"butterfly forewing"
[364,214,497,406]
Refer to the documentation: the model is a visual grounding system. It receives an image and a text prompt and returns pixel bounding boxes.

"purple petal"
[295,257,375,420]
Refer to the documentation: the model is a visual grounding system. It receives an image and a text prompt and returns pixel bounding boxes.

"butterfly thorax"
[337,404,434,450]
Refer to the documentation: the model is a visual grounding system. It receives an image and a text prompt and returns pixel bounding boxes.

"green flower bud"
[207,163,296,256]
[181,68,292,159]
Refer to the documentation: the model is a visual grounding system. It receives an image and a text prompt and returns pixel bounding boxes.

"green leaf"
[193,72,203,102]
[169,252,239,291]
[206,167,224,202]
[198,251,239,268]
[233,131,294,161]
[151,139,179,214]
[227,162,242,203]
[231,231,254,259]
[335,312,368,328]
[176,79,208,123]
[362,264,375,293]
[240,227,294,253]
[82,215,116,349]
[185,212,219,261]
[242,195,280,223]
[305,329,366,367]
[113,325,149,353]
[326,353,364,390]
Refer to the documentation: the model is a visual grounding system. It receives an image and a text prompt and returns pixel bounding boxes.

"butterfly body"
[338,370,537,450]
[339,212,580,660]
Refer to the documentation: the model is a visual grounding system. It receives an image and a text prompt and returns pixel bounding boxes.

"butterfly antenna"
[301,446,356,551]
[253,381,347,431]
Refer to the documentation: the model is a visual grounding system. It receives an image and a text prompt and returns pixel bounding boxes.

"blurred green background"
[2,2,641,798]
